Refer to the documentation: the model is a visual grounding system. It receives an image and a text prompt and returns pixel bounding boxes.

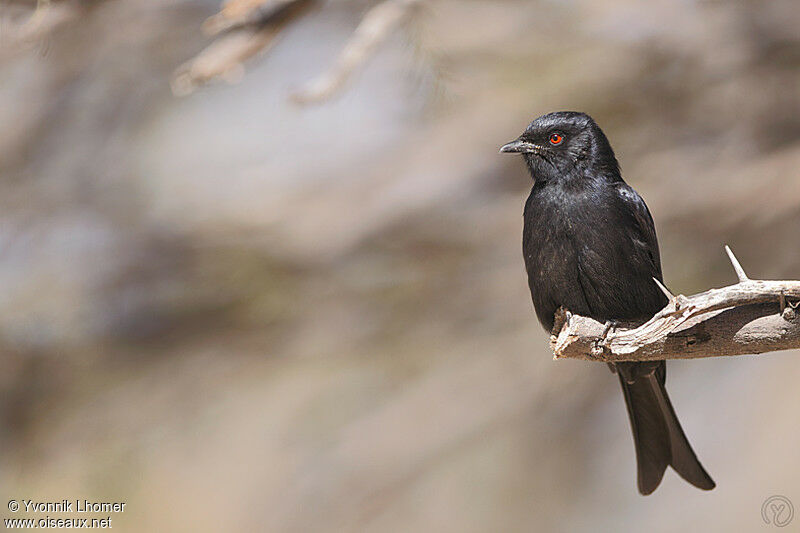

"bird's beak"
[499,139,539,154]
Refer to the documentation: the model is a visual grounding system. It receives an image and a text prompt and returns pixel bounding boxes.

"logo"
[762,495,794,528]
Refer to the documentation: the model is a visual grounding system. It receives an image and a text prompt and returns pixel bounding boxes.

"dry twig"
[290,0,421,105]
[551,246,800,362]
[171,0,319,96]
[0,0,77,54]
[173,0,422,103]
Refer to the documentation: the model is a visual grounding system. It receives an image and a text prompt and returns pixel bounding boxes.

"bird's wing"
[613,182,663,282]
[572,182,667,323]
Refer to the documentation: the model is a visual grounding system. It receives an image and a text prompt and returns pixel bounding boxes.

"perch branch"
[551,246,800,362]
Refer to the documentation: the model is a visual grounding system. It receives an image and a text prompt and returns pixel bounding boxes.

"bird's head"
[500,111,620,183]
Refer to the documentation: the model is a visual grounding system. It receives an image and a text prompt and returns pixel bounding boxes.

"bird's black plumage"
[501,111,714,495]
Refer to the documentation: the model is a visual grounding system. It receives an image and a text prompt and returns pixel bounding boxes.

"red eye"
[549,133,563,145]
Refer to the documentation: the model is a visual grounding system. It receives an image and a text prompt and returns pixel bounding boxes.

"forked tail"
[617,361,715,495]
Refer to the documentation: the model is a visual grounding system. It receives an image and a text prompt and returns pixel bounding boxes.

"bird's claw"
[592,320,619,357]
[600,320,620,341]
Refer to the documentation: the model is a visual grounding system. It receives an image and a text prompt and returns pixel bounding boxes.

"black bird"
[500,111,714,495]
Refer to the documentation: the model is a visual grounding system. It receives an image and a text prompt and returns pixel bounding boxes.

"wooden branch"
[171,0,318,96]
[551,246,800,362]
[0,0,79,55]
[173,0,423,102]
[202,0,315,36]
[290,0,422,105]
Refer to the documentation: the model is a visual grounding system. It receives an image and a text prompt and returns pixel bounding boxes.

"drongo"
[501,111,714,495]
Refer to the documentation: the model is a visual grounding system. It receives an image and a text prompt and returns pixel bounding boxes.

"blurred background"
[1,0,799,531]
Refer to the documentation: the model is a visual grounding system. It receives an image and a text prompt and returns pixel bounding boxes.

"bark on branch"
[551,246,800,362]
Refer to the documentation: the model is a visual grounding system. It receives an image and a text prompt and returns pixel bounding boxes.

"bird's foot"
[592,320,620,357]
[600,319,621,341]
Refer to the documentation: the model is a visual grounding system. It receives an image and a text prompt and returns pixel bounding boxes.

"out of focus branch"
[551,246,800,362]
[0,0,79,54]
[290,0,421,105]
[173,0,422,103]
[203,0,309,35]
[171,0,319,96]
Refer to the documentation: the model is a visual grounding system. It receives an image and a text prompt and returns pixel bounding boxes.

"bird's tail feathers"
[617,362,715,495]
